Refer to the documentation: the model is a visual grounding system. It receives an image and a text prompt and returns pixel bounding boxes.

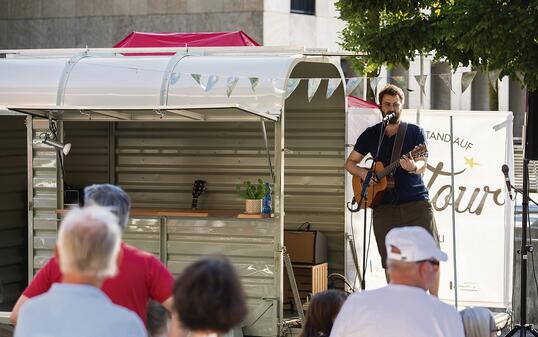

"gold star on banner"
[464,156,480,169]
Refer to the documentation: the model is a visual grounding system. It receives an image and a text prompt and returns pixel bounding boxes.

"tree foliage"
[336,0,538,89]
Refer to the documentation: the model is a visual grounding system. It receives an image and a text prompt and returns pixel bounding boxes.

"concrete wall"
[0,0,264,48]
[263,0,345,49]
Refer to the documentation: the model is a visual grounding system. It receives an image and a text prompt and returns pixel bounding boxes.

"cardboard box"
[284,230,327,264]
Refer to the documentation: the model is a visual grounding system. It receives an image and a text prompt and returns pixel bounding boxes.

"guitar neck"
[377,161,402,180]
[191,198,198,209]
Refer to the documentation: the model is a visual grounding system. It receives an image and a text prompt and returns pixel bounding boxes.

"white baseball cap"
[385,226,448,263]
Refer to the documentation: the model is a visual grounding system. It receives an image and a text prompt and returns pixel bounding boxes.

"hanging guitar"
[352,144,428,209]
[191,179,207,210]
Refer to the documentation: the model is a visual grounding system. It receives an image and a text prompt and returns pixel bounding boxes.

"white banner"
[345,108,514,309]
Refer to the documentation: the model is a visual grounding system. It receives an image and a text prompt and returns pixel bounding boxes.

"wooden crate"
[283,262,328,307]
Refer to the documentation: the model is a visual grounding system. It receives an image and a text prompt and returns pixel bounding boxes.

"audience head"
[147,300,170,337]
[57,206,121,280]
[299,290,348,337]
[172,256,247,335]
[385,226,447,289]
[460,307,497,337]
[84,184,131,230]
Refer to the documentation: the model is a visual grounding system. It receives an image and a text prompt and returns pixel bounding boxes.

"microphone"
[501,164,513,200]
[382,112,396,123]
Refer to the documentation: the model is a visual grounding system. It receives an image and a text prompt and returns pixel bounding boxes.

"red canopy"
[114,31,260,55]
[348,95,379,109]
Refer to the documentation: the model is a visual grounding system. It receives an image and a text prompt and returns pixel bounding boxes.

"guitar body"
[352,161,391,209]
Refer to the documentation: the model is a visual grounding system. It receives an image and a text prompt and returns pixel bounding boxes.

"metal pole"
[449,116,458,308]
[417,55,424,125]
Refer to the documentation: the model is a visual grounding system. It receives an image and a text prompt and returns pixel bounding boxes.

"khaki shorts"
[373,199,439,268]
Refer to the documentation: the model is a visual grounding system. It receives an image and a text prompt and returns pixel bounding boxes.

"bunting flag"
[461,71,477,93]
[488,69,502,93]
[191,73,202,86]
[170,72,180,85]
[346,77,361,96]
[226,76,239,98]
[438,73,455,94]
[414,75,427,95]
[272,78,285,94]
[307,78,322,102]
[204,75,219,92]
[369,77,381,96]
[249,77,260,93]
[326,78,341,99]
[284,79,300,98]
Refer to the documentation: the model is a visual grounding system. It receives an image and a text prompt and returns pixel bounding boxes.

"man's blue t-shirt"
[353,122,429,205]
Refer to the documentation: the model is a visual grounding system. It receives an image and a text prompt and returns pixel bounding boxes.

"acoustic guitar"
[352,144,428,209]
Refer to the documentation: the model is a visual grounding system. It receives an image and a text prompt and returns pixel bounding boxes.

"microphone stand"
[506,158,538,337]
[358,117,389,290]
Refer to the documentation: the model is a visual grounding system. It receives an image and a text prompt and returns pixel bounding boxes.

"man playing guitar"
[345,84,440,296]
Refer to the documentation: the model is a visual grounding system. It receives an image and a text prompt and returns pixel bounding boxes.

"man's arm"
[400,155,427,174]
[9,295,28,325]
[345,150,368,181]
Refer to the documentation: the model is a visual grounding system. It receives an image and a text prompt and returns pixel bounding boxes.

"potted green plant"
[236,179,270,214]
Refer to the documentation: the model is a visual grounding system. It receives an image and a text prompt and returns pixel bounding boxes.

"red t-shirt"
[23,242,174,323]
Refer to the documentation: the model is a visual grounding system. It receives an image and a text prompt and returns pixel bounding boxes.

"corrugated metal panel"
[284,106,346,276]
[0,116,27,310]
[166,217,278,336]
[31,119,59,274]
[64,122,111,187]
[115,122,273,209]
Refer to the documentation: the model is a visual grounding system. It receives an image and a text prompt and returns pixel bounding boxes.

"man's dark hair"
[173,256,247,333]
[378,84,405,105]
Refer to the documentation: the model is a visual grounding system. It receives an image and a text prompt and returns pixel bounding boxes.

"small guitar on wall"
[191,180,207,210]
[352,144,428,209]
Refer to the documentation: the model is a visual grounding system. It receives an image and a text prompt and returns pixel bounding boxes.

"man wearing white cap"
[330,226,464,337]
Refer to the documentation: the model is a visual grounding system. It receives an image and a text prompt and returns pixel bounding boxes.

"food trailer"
[0,46,346,336]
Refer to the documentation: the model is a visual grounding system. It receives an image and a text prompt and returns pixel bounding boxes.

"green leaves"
[336,0,538,89]
[236,179,270,200]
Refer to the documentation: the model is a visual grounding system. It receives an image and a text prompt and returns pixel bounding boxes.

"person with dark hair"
[10,184,174,328]
[171,256,247,337]
[345,83,440,296]
[299,290,347,337]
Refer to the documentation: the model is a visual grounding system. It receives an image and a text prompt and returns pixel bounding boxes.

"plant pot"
[245,199,262,214]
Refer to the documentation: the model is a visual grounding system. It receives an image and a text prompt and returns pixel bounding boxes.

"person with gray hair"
[330,226,464,337]
[14,206,147,337]
[10,184,174,330]
[460,307,498,337]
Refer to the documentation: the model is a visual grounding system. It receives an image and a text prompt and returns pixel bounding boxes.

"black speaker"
[525,89,538,160]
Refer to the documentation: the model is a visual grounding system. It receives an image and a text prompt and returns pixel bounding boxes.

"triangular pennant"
[346,77,361,96]
[170,72,180,85]
[369,77,381,96]
[461,71,477,93]
[326,78,341,99]
[307,78,322,102]
[488,69,502,93]
[272,78,285,95]
[226,76,239,98]
[438,73,455,94]
[414,75,427,95]
[285,79,301,99]
[204,75,219,92]
[249,77,260,93]
[192,73,202,85]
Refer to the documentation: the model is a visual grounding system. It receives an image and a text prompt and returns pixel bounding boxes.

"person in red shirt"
[9,184,174,325]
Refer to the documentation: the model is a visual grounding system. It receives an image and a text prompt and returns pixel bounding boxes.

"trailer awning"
[8,104,278,122]
[0,49,345,122]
